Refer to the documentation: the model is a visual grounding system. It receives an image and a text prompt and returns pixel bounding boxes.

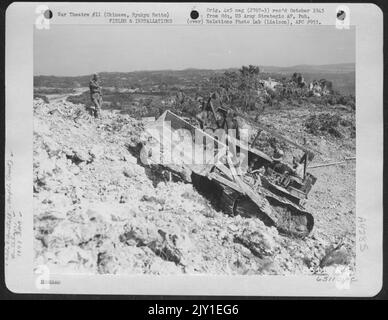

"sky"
[34,25,355,76]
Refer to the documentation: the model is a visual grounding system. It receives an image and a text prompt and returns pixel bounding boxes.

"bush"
[67,92,90,105]
[34,94,49,104]
[34,87,75,95]
[305,113,344,138]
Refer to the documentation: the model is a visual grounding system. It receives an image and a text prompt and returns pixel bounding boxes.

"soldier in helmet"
[89,73,102,118]
[271,148,290,174]
[195,98,217,131]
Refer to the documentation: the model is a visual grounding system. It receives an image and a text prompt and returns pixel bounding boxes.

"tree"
[239,65,260,76]
[248,65,260,75]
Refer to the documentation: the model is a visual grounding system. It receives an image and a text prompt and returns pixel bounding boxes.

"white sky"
[34,25,355,76]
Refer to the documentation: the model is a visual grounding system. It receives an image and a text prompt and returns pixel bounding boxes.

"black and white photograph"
[4,2,383,296]
[33,24,356,276]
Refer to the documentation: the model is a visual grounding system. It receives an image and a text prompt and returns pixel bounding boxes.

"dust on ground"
[33,98,355,275]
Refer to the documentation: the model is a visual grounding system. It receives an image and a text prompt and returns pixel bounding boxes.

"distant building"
[260,78,280,91]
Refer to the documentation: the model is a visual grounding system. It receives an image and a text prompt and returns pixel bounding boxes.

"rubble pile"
[33,98,355,275]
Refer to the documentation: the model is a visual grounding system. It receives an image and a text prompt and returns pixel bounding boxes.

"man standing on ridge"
[89,73,102,118]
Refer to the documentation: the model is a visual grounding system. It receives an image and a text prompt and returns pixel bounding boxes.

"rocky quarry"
[33,97,356,276]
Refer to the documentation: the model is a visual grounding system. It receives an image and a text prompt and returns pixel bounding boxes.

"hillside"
[260,63,355,95]
[262,63,355,74]
[34,63,355,95]
[33,96,355,275]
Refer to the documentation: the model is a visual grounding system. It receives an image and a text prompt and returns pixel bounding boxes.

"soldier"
[215,107,228,129]
[224,110,239,138]
[271,148,290,174]
[291,156,304,179]
[89,73,102,118]
[195,98,217,131]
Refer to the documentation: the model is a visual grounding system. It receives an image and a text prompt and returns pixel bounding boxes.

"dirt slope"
[33,98,355,275]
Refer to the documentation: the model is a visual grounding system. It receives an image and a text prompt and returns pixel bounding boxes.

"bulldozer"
[141,108,317,238]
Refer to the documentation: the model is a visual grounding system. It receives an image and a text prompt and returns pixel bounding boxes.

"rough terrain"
[33,97,355,275]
